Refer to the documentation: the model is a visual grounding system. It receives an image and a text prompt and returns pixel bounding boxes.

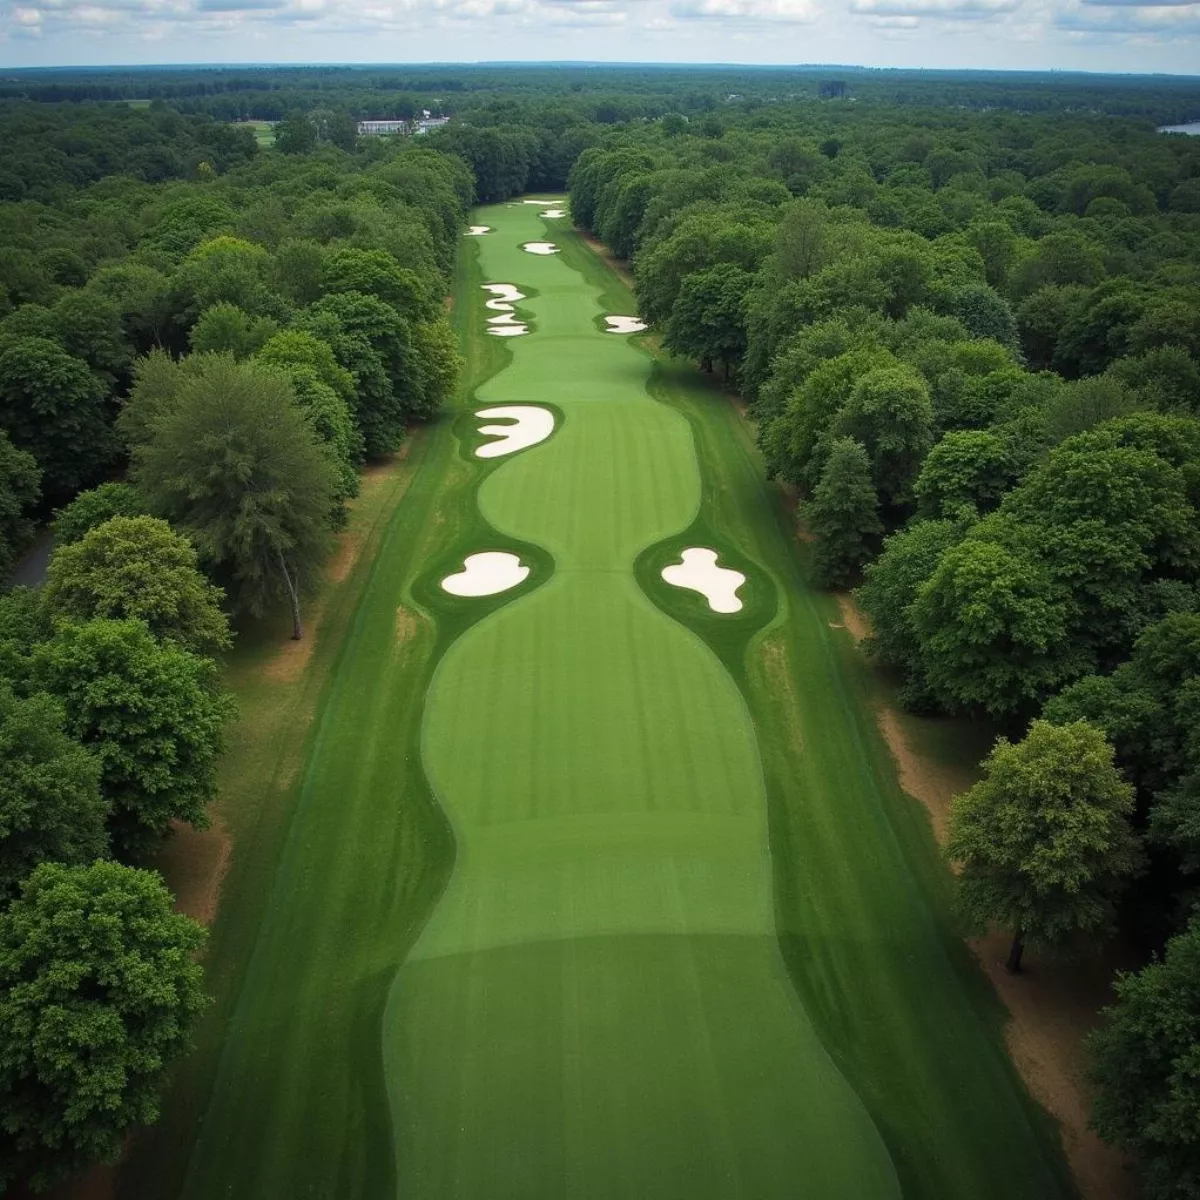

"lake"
[1160,122,1200,135]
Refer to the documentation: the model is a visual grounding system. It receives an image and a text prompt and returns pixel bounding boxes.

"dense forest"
[0,93,467,1191]
[1,65,1200,1197]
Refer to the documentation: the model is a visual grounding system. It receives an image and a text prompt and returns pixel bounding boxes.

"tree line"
[570,101,1200,1198]
[0,100,469,1191]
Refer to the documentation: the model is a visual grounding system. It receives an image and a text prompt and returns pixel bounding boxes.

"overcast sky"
[3,0,1200,77]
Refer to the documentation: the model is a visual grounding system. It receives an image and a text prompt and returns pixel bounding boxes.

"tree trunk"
[1005,931,1025,974]
[277,551,303,641]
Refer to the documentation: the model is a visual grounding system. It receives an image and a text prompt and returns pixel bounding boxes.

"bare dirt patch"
[395,604,421,644]
[834,592,870,643]
[155,818,232,927]
[972,931,1137,1200]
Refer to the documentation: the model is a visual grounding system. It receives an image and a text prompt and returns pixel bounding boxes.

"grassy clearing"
[230,119,274,146]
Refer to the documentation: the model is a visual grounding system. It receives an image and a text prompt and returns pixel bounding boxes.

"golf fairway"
[391,203,898,1197]
[137,201,1074,1200]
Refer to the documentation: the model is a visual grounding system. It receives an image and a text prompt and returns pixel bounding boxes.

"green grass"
[120,202,1074,1200]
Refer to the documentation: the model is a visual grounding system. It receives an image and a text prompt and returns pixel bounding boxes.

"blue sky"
[3,0,1200,75]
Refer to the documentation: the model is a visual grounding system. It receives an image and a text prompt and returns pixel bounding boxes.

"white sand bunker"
[605,315,647,334]
[475,406,555,459]
[482,283,529,337]
[522,242,560,255]
[442,552,530,597]
[467,226,491,236]
[523,198,559,205]
[661,547,745,614]
[540,209,565,218]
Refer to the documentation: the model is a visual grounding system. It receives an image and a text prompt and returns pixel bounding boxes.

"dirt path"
[833,592,1136,1200]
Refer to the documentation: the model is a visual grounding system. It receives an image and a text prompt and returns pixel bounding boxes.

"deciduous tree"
[33,618,233,855]
[131,357,334,638]
[1090,916,1200,1200]
[44,515,231,655]
[0,861,206,1191]
[0,686,107,898]
[947,719,1142,972]
[805,438,882,589]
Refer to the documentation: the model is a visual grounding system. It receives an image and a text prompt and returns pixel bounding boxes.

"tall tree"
[0,337,115,498]
[33,618,234,856]
[0,861,206,1192]
[1089,916,1200,1200]
[664,264,753,380]
[0,685,107,898]
[947,719,1142,972]
[0,430,40,577]
[131,357,334,638]
[53,483,147,546]
[834,364,934,509]
[44,515,231,656]
[805,437,882,589]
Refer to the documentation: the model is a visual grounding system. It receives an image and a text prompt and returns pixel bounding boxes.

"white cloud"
[669,0,818,22]
[1055,0,1200,31]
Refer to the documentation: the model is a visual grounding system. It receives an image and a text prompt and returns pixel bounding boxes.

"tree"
[0,337,115,498]
[44,516,231,656]
[1090,915,1200,1200]
[857,518,964,707]
[834,364,934,509]
[0,861,206,1191]
[298,291,420,455]
[913,532,1080,717]
[53,483,146,546]
[170,236,281,329]
[805,438,882,589]
[273,114,317,156]
[33,619,233,856]
[323,248,436,321]
[411,317,461,422]
[131,357,334,638]
[188,303,278,359]
[947,719,1142,972]
[940,283,1020,353]
[256,329,356,406]
[664,264,753,380]
[0,431,40,577]
[0,686,107,899]
[915,430,1014,519]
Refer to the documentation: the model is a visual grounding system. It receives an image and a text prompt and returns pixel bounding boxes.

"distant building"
[415,116,450,136]
[358,116,450,137]
[358,119,408,136]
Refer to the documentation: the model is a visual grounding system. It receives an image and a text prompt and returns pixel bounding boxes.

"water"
[1160,121,1200,135]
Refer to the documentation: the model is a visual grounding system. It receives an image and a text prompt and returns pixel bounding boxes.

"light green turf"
[387,203,899,1197]
[121,200,1074,1200]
